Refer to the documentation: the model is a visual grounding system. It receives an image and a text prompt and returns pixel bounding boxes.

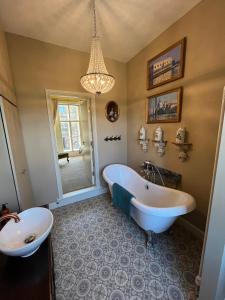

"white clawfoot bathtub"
[103,164,196,233]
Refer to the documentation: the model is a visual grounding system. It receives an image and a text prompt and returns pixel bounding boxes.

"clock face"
[105,101,119,123]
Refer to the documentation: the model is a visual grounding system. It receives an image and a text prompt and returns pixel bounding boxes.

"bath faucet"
[142,160,165,186]
[0,213,20,229]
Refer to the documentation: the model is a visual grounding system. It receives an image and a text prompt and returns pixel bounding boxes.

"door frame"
[79,99,95,185]
[45,89,100,201]
[0,95,22,211]
[0,97,20,211]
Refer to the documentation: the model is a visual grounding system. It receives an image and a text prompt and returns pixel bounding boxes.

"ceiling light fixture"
[80,0,115,95]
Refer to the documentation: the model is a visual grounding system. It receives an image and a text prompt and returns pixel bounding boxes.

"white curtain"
[53,100,58,124]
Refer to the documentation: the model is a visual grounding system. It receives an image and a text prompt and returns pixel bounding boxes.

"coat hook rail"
[104,135,121,141]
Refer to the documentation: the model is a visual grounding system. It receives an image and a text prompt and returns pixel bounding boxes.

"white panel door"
[0,97,33,210]
[0,109,19,212]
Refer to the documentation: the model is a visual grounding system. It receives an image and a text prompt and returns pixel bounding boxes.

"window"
[58,104,81,152]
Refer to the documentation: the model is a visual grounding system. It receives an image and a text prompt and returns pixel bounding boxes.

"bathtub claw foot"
[146,242,150,249]
[146,230,155,248]
[147,240,153,249]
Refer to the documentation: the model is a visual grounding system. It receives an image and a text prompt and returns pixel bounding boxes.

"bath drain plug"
[24,234,36,244]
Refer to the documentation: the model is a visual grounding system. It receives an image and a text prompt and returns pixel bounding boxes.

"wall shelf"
[171,142,193,161]
[138,139,149,152]
[138,138,150,141]
[152,140,167,144]
[171,142,192,146]
[152,140,167,156]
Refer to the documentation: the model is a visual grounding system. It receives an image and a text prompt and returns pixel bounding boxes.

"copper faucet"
[0,213,20,227]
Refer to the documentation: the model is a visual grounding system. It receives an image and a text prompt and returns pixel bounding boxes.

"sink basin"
[0,207,53,257]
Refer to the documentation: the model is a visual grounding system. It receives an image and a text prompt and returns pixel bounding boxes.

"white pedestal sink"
[0,207,53,257]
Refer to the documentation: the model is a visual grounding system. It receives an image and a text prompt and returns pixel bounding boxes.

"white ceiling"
[0,0,201,62]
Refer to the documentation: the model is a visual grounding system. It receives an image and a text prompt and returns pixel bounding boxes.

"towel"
[112,183,133,216]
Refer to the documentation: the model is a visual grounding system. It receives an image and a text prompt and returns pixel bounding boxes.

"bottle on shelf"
[154,127,163,142]
[176,127,186,144]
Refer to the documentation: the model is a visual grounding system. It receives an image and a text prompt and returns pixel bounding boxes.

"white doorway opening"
[46,89,100,204]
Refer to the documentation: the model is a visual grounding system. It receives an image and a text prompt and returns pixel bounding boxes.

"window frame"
[58,103,81,152]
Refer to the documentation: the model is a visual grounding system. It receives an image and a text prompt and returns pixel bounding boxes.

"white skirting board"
[49,186,108,210]
[177,217,205,240]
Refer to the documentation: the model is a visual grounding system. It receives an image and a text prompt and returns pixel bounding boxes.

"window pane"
[71,122,81,150]
[69,105,79,121]
[58,105,69,121]
[60,122,71,151]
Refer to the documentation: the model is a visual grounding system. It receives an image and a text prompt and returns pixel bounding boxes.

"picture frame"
[146,87,182,123]
[105,101,120,122]
[147,38,186,89]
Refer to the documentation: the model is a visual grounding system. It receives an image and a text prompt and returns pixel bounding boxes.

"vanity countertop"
[0,236,55,300]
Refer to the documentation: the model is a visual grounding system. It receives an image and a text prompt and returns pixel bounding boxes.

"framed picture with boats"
[146,87,182,123]
[147,38,186,89]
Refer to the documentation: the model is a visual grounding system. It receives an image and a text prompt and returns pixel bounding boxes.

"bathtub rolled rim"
[131,195,196,217]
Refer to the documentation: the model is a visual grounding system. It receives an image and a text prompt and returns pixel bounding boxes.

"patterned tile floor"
[52,194,202,300]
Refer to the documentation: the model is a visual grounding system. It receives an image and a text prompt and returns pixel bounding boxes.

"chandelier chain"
[92,0,97,37]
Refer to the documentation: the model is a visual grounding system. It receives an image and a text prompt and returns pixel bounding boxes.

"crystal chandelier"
[80,0,115,95]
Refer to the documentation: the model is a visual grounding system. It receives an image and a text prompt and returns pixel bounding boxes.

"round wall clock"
[105,101,119,122]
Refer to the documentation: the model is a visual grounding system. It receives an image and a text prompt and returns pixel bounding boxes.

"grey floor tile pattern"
[52,194,202,300]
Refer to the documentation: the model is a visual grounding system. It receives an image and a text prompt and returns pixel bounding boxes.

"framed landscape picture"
[146,87,182,123]
[147,38,186,89]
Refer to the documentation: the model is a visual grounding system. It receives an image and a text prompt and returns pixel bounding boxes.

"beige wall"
[127,0,225,230]
[0,25,16,104]
[6,34,127,206]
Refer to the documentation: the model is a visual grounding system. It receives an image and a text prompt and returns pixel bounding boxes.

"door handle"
[21,169,27,174]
